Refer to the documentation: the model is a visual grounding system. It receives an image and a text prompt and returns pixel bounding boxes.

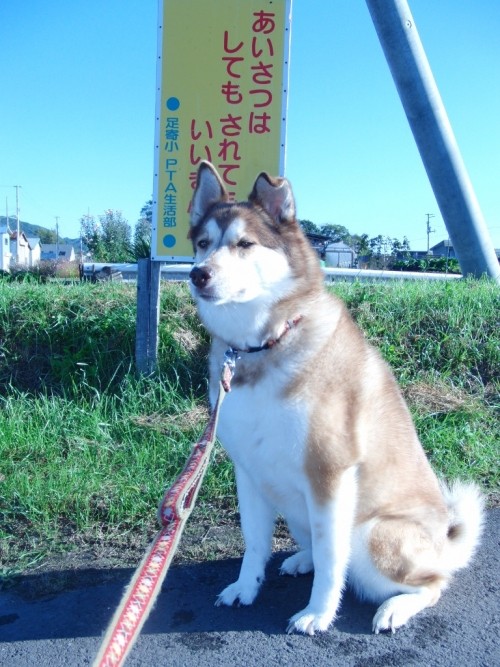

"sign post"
[137,0,292,374]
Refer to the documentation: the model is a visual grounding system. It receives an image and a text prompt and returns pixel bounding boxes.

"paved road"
[1,509,499,666]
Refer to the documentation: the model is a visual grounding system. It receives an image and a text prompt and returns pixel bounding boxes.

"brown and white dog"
[188,161,484,635]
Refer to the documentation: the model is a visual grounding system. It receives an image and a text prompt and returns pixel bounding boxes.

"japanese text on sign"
[153,0,292,260]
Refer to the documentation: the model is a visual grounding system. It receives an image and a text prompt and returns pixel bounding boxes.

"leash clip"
[221,347,240,392]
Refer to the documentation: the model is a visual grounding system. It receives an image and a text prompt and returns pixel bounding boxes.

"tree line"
[78,209,412,264]
[40,203,458,273]
[298,220,460,273]
[30,202,152,262]
[79,201,152,262]
[298,220,411,259]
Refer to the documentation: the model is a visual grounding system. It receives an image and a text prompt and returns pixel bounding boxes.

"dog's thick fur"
[188,161,484,635]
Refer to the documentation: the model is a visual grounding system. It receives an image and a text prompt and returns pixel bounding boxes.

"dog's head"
[188,162,322,345]
[189,161,297,304]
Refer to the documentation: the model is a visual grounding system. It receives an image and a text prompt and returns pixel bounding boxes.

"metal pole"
[135,258,161,375]
[55,216,60,258]
[147,260,161,374]
[365,0,500,281]
[135,257,151,374]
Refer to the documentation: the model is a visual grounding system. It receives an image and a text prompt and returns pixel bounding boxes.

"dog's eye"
[197,239,209,249]
[237,239,254,249]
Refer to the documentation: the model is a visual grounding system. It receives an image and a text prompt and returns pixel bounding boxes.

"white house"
[9,231,31,267]
[27,237,42,266]
[0,224,12,271]
[40,244,76,262]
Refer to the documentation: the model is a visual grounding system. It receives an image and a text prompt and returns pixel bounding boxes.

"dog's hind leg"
[372,586,441,633]
[350,516,447,633]
[215,465,275,607]
[280,549,314,576]
[280,518,313,576]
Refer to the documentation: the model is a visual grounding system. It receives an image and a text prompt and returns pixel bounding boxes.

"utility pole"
[426,213,435,254]
[14,185,21,265]
[55,216,60,258]
[365,0,500,281]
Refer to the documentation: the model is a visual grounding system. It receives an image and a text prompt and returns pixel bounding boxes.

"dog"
[188,161,484,635]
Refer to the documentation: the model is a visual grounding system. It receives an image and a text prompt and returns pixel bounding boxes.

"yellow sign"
[152,0,292,260]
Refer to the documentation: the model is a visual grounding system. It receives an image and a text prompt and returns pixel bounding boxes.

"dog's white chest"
[216,375,308,510]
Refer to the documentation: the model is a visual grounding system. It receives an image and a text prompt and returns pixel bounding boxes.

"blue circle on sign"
[163,234,176,248]
[166,97,180,111]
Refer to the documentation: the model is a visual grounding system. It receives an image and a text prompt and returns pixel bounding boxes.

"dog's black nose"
[190,266,212,289]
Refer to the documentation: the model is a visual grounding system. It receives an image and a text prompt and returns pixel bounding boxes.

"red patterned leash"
[93,351,238,667]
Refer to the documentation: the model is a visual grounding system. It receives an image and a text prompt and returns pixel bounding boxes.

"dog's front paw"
[215,579,260,607]
[286,606,334,636]
[280,550,314,577]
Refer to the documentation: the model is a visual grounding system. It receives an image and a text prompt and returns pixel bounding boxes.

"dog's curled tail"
[440,479,485,573]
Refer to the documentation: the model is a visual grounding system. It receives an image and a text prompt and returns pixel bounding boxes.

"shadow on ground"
[1,510,498,667]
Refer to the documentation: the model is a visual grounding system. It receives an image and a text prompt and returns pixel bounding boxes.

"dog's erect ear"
[249,173,296,223]
[190,162,229,226]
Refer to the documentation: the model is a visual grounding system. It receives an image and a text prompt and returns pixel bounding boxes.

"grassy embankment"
[0,278,498,578]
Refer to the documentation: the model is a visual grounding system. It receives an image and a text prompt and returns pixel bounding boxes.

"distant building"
[395,240,456,261]
[305,233,357,268]
[429,239,457,258]
[396,239,499,264]
[9,231,31,267]
[305,233,331,261]
[325,241,357,268]
[27,237,42,266]
[40,244,76,262]
[0,224,12,271]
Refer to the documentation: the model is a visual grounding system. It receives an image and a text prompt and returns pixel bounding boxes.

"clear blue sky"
[1,1,499,250]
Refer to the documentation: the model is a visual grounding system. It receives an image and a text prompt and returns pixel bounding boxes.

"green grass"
[0,376,235,575]
[0,278,498,577]
[338,279,499,386]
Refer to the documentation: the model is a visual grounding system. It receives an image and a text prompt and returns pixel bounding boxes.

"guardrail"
[81,262,462,282]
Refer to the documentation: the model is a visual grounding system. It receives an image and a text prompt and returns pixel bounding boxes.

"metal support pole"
[135,258,161,374]
[148,260,161,373]
[135,258,150,374]
[365,0,499,281]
